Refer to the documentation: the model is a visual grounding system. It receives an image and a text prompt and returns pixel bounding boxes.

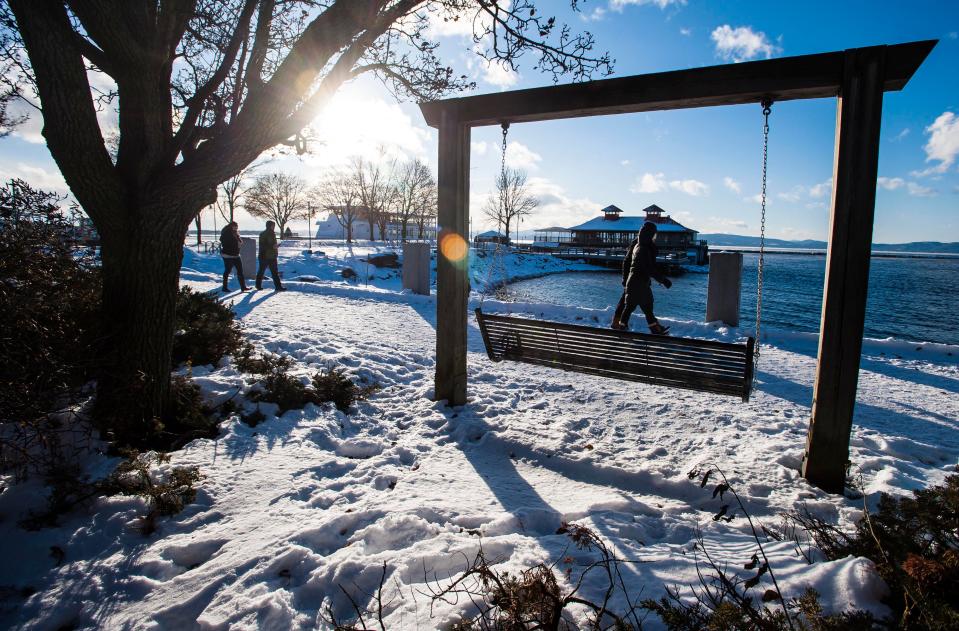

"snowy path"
[3,247,957,630]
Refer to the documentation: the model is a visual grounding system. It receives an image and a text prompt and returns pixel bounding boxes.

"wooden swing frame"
[419,40,936,493]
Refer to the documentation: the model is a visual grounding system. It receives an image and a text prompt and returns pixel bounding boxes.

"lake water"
[501,253,959,346]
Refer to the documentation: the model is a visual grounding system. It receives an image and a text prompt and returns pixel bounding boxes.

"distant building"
[316,207,437,241]
[473,230,509,246]
[569,204,697,246]
[531,226,573,250]
[567,204,706,263]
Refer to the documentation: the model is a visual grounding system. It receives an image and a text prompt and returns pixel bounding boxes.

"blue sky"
[1,0,956,242]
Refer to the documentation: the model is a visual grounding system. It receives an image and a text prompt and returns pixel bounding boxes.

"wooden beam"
[802,46,887,494]
[419,40,934,128]
[434,109,470,405]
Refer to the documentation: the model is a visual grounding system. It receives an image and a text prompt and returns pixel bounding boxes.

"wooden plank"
[480,312,751,353]
[479,320,749,372]
[802,47,886,494]
[476,314,752,397]
[485,330,749,376]
[420,41,935,128]
[434,111,470,405]
[503,351,744,397]
[483,329,747,373]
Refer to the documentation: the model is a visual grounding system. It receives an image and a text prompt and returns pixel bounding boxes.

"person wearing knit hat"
[611,221,672,334]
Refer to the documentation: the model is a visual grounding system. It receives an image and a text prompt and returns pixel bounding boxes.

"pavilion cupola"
[602,205,623,221]
[643,204,666,223]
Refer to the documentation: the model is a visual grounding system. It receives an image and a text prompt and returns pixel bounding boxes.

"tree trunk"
[401,221,408,241]
[346,221,352,243]
[194,213,202,246]
[368,218,376,241]
[95,209,191,444]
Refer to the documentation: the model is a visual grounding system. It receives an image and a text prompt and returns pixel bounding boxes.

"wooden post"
[434,110,471,405]
[802,47,886,493]
[705,251,743,327]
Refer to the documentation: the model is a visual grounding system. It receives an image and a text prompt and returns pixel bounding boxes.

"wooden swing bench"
[475,309,755,402]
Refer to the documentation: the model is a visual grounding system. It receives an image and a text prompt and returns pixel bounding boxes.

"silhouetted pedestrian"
[220,222,249,292]
[611,221,671,334]
[256,220,286,291]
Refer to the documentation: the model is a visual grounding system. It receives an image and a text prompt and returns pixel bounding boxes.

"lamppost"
[307,203,313,254]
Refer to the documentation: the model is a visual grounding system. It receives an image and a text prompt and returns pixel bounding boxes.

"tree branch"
[7,0,124,231]
[169,0,257,161]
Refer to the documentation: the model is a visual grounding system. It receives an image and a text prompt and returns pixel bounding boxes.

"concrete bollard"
[706,251,743,326]
[402,242,431,295]
[240,237,257,280]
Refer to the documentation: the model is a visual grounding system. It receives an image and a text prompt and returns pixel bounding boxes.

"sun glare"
[308,90,430,167]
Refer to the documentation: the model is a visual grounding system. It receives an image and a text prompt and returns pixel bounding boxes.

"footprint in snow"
[162,538,229,571]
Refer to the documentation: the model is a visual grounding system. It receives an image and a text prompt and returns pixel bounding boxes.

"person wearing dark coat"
[255,221,286,291]
[220,222,249,292]
[611,221,672,334]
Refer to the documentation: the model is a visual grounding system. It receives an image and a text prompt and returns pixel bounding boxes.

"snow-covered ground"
[2,242,957,629]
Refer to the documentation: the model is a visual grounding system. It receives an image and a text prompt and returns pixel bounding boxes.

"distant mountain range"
[699,233,959,254]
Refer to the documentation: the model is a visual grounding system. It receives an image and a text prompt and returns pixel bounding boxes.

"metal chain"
[481,123,511,306]
[755,99,772,366]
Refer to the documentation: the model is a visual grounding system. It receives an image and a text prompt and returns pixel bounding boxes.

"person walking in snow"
[255,220,286,291]
[220,222,249,292]
[611,221,672,334]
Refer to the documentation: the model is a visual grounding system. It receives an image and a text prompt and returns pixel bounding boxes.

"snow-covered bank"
[1,244,956,629]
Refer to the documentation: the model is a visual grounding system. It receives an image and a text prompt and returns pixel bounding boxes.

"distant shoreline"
[708,246,959,259]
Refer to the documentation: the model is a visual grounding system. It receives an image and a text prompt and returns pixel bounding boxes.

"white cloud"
[701,215,749,232]
[949,32,958,40]
[744,193,764,204]
[631,172,666,193]
[629,172,707,196]
[610,0,688,10]
[505,141,542,170]
[777,186,804,203]
[669,178,709,196]
[877,176,905,190]
[722,176,741,194]
[776,226,817,240]
[582,7,607,21]
[620,159,631,166]
[808,178,833,199]
[0,162,69,192]
[914,111,959,176]
[806,201,826,210]
[891,128,910,142]
[482,58,519,88]
[425,5,487,39]
[680,27,692,36]
[907,182,936,197]
[7,101,44,144]
[476,176,600,232]
[711,25,781,62]
[471,141,489,156]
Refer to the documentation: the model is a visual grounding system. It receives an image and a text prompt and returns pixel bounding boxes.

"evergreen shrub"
[172,287,243,367]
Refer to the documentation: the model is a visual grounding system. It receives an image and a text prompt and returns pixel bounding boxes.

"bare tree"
[392,158,435,241]
[483,167,539,243]
[316,169,361,243]
[1,1,611,437]
[245,172,308,236]
[416,183,438,240]
[350,155,394,242]
[193,208,202,246]
[215,167,254,225]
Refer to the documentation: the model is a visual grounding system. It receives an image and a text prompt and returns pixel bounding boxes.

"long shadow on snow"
[761,372,959,456]
[760,335,959,395]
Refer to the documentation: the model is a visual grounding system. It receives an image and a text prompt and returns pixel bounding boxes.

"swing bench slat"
[475,309,755,402]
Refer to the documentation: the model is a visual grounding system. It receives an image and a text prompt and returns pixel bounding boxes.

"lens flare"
[439,231,468,263]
